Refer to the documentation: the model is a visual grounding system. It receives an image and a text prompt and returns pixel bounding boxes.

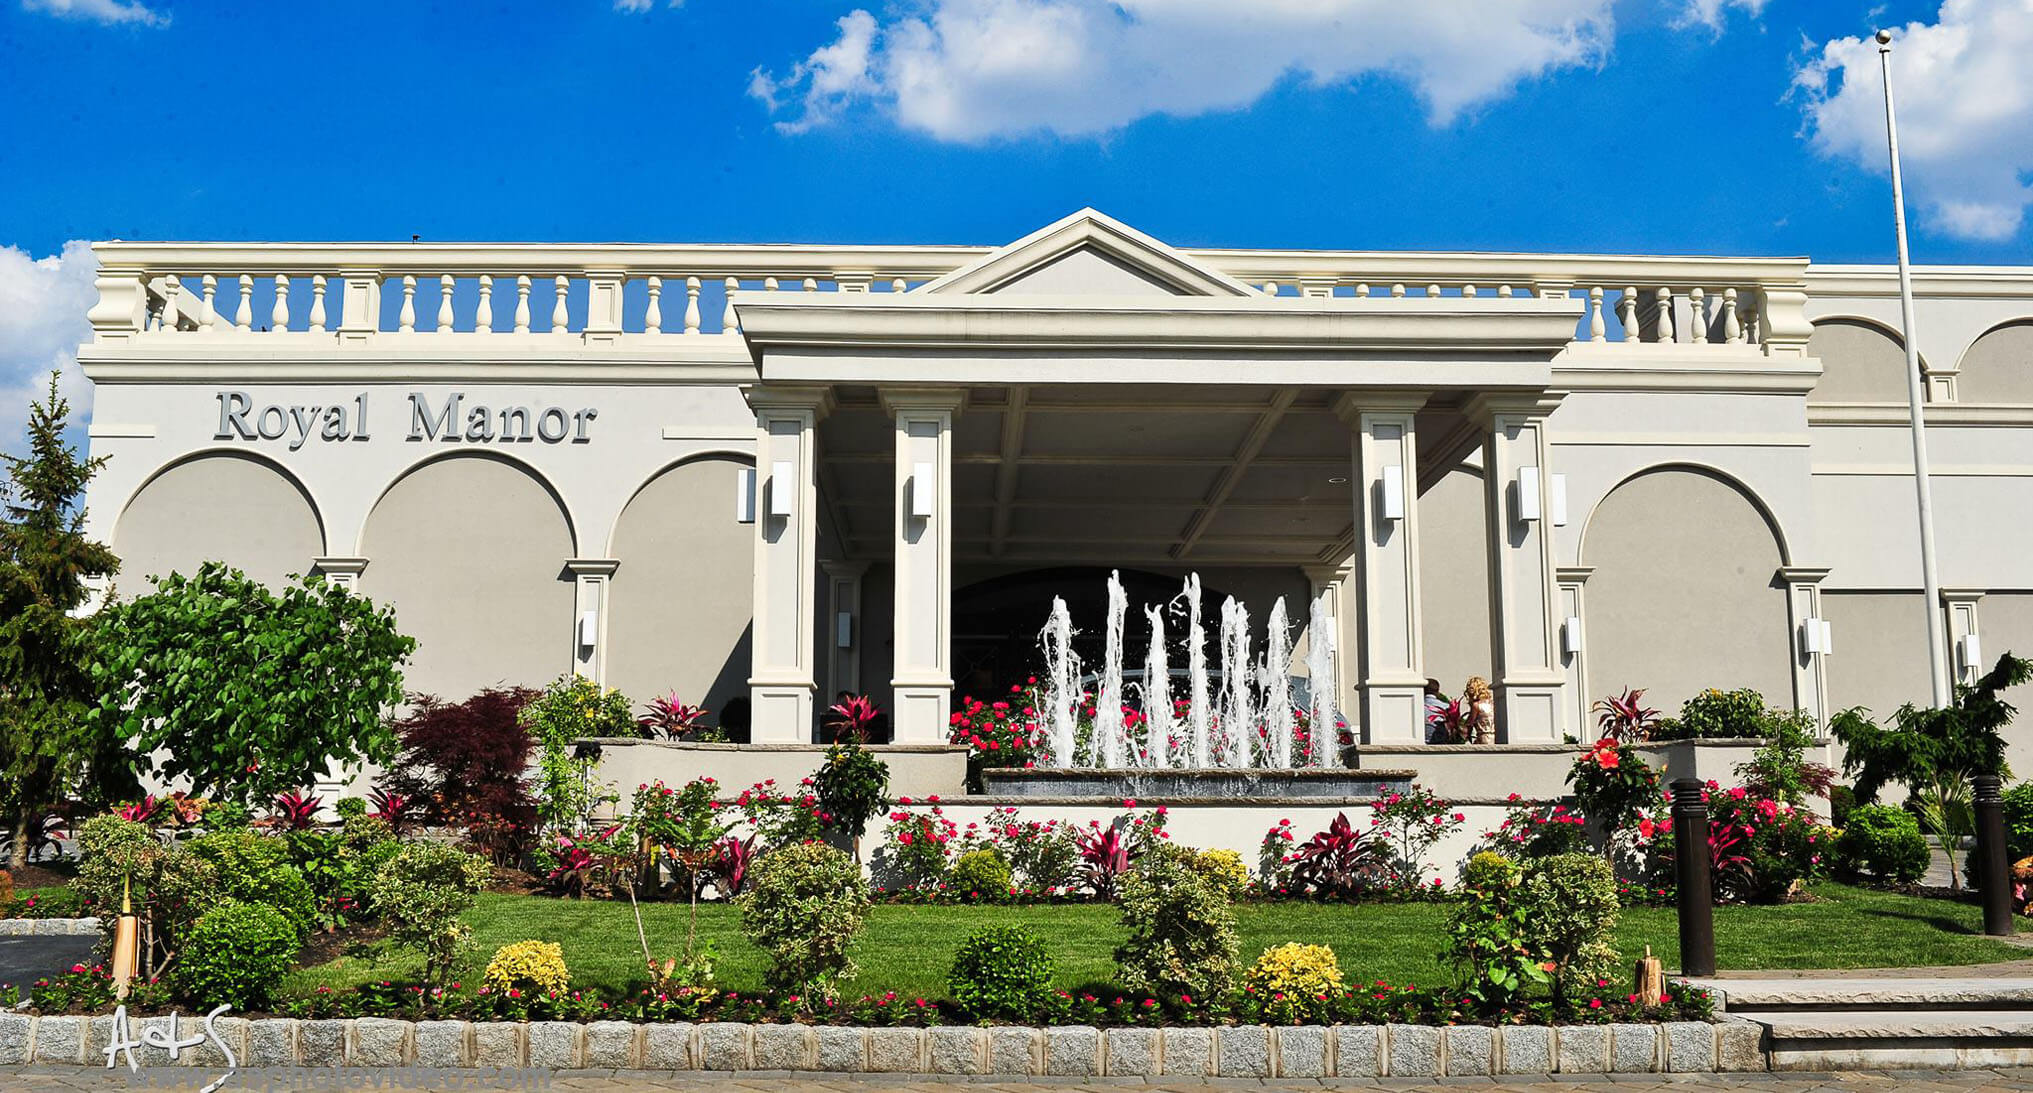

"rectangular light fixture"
[1550,473,1569,527]
[1379,466,1404,521]
[1802,617,1833,656]
[910,460,935,519]
[578,609,598,649]
[735,467,756,523]
[768,460,795,518]
[1819,619,1834,657]
[1516,466,1542,523]
[836,611,853,649]
[1962,632,1983,672]
[1562,615,1583,654]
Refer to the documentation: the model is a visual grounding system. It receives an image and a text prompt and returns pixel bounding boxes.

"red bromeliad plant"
[547,824,621,899]
[115,795,160,824]
[638,694,710,740]
[826,694,882,744]
[367,786,414,835]
[709,833,757,896]
[1592,688,1662,743]
[1071,801,1169,898]
[269,790,323,831]
[1288,811,1387,899]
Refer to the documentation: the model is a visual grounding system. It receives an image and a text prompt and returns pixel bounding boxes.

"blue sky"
[1,0,2030,449]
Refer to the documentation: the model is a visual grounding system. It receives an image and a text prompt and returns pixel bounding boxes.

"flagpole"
[1876,28,1952,708]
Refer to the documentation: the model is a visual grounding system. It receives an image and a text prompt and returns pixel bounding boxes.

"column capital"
[1302,562,1354,586]
[1775,566,1830,587]
[312,556,370,578]
[1332,391,1430,426]
[1555,565,1595,586]
[1463,390,1565,426]
[745,384,837,421]
[566,558,621,578]
[1942,587,1986,606]
[879,386,968,416]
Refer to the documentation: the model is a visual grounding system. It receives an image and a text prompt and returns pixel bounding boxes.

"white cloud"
[1794,0,2033,242]
[1673,0,1768,32]
[0,242,97,461]
[750,0,1621,141]
[22,0,169,28]
[613,0,683,11]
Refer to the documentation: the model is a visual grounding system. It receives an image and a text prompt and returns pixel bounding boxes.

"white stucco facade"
[75,210,2033,770]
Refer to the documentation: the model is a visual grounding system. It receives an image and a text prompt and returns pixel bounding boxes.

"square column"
[1301,561,1356,730]
[1335,395,1427,743]
[567,559,620,683]
[1779,567,1833,726]
[310,557,371,799]
[1556,566,1593,740]
[823,560,871,699]
[1467,393,1568,742]
[881,388,964,743]
[748,386,834,742]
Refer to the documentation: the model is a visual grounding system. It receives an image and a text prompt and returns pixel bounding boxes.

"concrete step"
[1696,977,2033,1011]
[1756,1008,2033,1070]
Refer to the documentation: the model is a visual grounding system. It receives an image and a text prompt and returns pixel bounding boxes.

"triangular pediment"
[917,208,1258,298]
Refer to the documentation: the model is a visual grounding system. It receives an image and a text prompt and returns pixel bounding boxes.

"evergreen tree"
[0,374,129,869]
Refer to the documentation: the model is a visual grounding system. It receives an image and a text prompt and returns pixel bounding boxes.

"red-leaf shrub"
[384,687,540,864]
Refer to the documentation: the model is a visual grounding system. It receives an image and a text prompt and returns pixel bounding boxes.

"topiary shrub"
[737,841,870,991]
[1194,848,1251,892]
[947,925,1055,1021]
[169,900,299,1009]
[1244,942,1345,998]
[1521,852,1619,1004]
[371,842,493,988]
[187,829,317,940]
[484,939,571,995]
[949,848,1013,900]
[1444,851,1546,1009]
[1114,842,1239,1000]
[1837,804,1930,884]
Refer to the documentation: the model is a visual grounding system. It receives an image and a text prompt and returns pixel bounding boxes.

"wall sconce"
[735,467,757,523]
[578,609,598,650]
[1562,615,1583,655]
[1515,466,1542,523]
[1379,466,1404,521]
[836,611,854,649]
[910,460,936,519]
[768,460,795,518]
[1961,632,1983,673]
[1801,617,1833,656]
[1550,473,1569,527]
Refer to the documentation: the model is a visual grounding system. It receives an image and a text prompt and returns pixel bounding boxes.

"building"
[76,209,2033,774]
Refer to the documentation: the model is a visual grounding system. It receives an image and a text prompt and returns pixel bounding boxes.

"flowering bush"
[522,675,634,832]
[963,807,1079,893]
[1638,781,1828,903]
[1258,819,1297,892]
[949,685,1047,777]
[1367,785,1464,889]
[731,779,827,847]
[1482,795,1591,858]
[1569,739,1660,865]
[877,798,958,889]
[484,940,572,996]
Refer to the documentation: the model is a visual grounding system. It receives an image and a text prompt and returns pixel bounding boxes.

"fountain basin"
[980,766,1417,800]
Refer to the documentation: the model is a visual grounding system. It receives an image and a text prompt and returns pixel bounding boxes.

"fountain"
[984,572,1413,799]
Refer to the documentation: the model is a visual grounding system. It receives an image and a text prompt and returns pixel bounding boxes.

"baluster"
[270,275,290,332]
[437,274,455,332]
[1654,287,1674,343]
[234,275,253,331]
[1355,283,1370,298]
[1743,294,1762,344]
[309,275,328,332]
[684,276,702,334]
[764,276,779,292]
[398,275,417,332]
[551,275,570,333]
[644,276,663,334]
[891,278,906,293]
[1260,281,1277,296]
[1425,284,1441,298]
[1390,283,1406,298]
[1619,287,1637,342]
[802,277,817,292]
[1723,287,1742,344]
[1588,286,1606,342]
[160,276,181,331]
[1463,284,1478,298]
[1689,287,1708,344]
[724,277,740,332]
[200,274,218,331]
[476,275,494,333]
[514,275,532,333]
[1498,284,1513,298]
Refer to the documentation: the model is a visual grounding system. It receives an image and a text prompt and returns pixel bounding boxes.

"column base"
[1497,682,1565,743]
[749,683,815,743]
[1360,684,1426,745]
[891,683,954,745]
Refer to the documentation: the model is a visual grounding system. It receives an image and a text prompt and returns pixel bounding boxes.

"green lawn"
[288,882,2031,1000]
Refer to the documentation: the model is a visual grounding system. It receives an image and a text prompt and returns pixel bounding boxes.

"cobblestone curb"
[2,1015,1768,1075]
[0,917,99,937]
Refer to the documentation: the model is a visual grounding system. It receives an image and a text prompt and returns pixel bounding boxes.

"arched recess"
[1580,465,1792,715]
[1806,317,1918,403]
[1417,463,1493,692]
[1955,319,2033,403]
[113,450,325,591]
[605,454,756,721]
[360,452,576,701]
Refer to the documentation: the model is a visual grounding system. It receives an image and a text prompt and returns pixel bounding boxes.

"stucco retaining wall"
[15,1015,1767,1075]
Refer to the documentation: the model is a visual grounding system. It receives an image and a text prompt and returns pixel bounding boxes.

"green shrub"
[949,849,1013,899]
[2004,782,2033,861]
[947,925,1055,1021]
[1521,853,1619,1003]
[1837,805,1930,884]
[1444,851,1546,1008]
[71,815,219,979]
[1659,687,1770,740]
[371,842,493,987]
[1114,843,1239,999]
[1460,850,1516,891]
[188,829,317,939]
[169,900,299,1009]
[204,800,254,831]
[736,841,870,991]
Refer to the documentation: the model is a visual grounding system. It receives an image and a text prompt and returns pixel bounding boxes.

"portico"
[735,210,1583,750]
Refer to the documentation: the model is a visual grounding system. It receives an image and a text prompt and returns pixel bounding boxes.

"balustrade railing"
[87,242,1812,355]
